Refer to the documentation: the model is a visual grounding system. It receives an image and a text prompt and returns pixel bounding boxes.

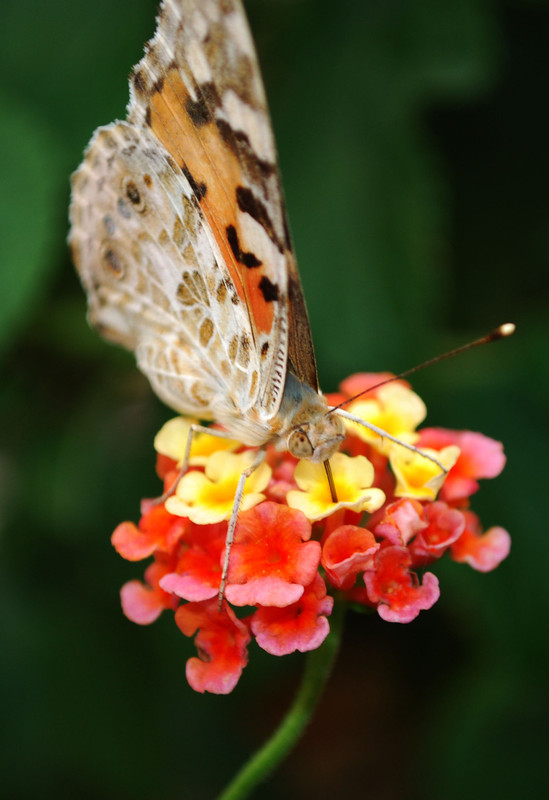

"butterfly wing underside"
[69,0,318,425]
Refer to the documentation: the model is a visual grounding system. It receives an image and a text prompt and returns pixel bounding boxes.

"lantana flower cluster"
[112,373,510,694]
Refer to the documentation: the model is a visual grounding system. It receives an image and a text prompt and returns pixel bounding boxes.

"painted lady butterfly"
[69,0,447,593]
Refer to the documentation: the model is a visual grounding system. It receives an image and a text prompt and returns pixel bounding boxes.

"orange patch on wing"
[148,69,275,337]
[248,274,275,336]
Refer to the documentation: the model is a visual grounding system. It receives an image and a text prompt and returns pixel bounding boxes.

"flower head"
[112,372,510,693]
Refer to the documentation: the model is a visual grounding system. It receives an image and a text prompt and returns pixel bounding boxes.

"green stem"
[217,600,346,800]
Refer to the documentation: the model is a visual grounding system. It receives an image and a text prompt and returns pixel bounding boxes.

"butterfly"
[69,0,440,596]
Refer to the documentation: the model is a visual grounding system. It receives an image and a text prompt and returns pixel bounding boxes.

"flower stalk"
[218,600,346,800]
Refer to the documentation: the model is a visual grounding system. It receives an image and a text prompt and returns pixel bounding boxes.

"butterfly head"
[287,412,346,462]
[278,373,346,462]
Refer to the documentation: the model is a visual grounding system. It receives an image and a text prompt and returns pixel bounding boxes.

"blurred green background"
[1,0,547,797]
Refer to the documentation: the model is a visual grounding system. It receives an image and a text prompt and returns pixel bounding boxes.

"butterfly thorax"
[211,371,345,461]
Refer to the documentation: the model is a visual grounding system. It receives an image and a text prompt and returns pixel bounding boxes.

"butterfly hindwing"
[70,120,261,418]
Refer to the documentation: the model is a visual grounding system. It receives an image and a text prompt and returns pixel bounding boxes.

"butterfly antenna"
[332,323,516,411]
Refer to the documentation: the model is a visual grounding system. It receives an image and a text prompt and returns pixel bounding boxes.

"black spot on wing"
[259,276,279,302]
[236,186,269,229]
[242,251,261,269]
[282,213,292,251]
[152,76,164,94]
[216,118,241,150]
[183,166,207,200]
[120,145,137,159]
[132,69,147,96]
[215,119,276,184]
[125,181,141,205]
[185,82,222,128]
[236,186,283,253]
[185,95,211,127]
[226,225,262,268]
[103,248,124,278]
[122,177,145,212]
[200,82,222,109]
[226,225,240,259]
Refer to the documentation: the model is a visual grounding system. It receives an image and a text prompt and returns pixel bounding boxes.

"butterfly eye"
[288,429,314,459]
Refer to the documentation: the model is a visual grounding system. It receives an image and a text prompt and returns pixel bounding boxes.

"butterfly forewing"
[70,0,320,443]
[134,0,317,410]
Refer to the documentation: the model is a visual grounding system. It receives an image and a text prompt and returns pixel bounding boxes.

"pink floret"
[251,575,333,655]
[418,428,506,502]
[225,502,320,608]
[322,525,379,590]
[121,561,176,624]
[175,600,250,694]
[451,511,511,572]
[364,545,440,623]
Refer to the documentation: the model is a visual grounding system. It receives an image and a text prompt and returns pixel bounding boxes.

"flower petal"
[409,502,465,562]
[154,416,240,466]
[112,505,187,560]
[418,428,506,502]
[390,445,460,501]
[374,498,427,546]
[450,511,511,572]
[120,561,175,624]
[165,451,271,523]
[287,453,386,521]
[346,383,426,454]
[322,525,379,590]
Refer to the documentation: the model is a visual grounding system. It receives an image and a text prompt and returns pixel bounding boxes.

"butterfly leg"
[156,423,238,504]
[332,408,448,473]
[218,448,267,609]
